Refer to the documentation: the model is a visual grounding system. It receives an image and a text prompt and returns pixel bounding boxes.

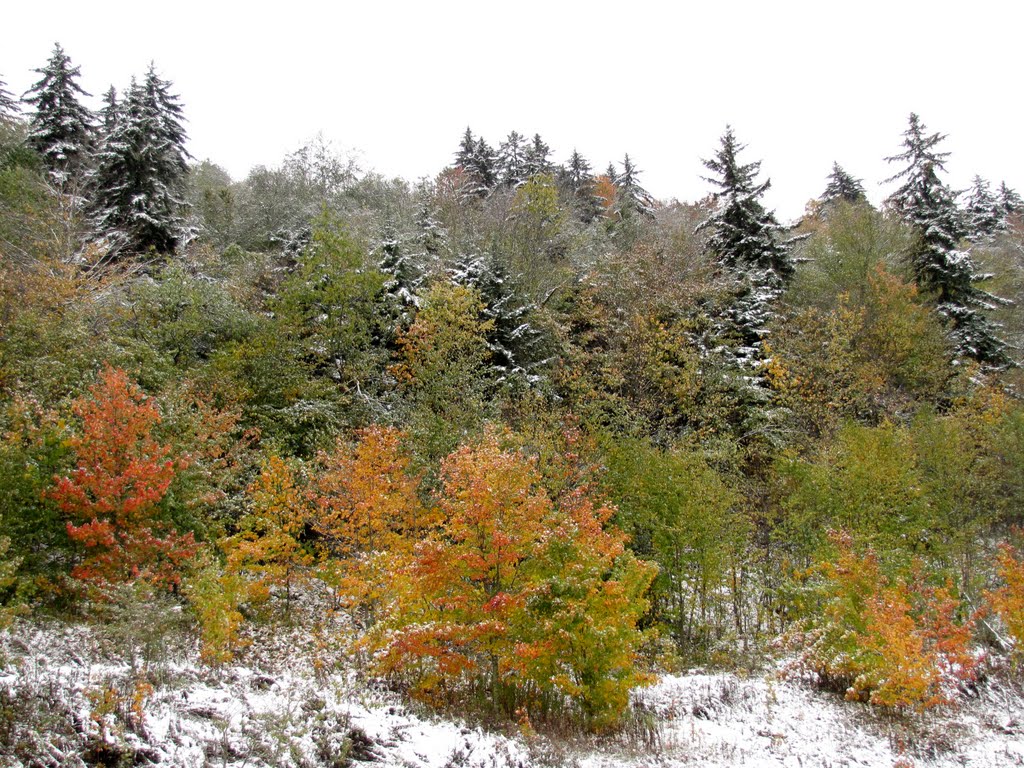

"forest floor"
[1,610,1022,768]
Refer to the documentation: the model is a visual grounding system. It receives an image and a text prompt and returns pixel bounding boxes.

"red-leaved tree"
[49,366,196,589]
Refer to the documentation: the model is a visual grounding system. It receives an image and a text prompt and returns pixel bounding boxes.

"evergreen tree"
[471,136,498,191]
[455,126,476,168]
[376,221,423,324]
[98,86,119,135]
[523,133,554,178]
[560,148,602,223]
[90,66,191,256]
[884,113,1010,367]
[453,127,496,196]
[0,75,19,126]
[23,43,94,179]
[497,131,527,188]
[820,162,867,206]
[413,197,447,264]
[614,153,656,218]
[998,181,1023,219]
[450,252,542,384]
[963,175,1002,240]
[698,126,792,368]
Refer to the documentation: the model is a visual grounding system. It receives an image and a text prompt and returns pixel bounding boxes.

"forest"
[2,44,1024,765]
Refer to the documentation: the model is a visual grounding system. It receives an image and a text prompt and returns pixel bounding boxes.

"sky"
[3,0,1022,221]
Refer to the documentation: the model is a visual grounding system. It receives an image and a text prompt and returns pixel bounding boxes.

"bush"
[790,531,977,710]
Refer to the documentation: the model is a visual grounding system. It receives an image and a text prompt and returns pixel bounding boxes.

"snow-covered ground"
[2,616,1022,767]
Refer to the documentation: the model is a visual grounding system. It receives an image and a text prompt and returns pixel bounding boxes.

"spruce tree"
[453,127,496,196]
[98,86,119,135]
[0,75,19,126]
[90,66,190,256]
[413,197,447,265]
[497,131,527,188]
[450,252,541,384]
[884,113,1010,367]
[376,221,423,324]
[698,126,792,368]
[455,126,476,168]
[23,43,94,179]
[963,175,1002,240]
[523,133,553,178]
[820,162,867,206]
[614,153,656,218]
[560,149,602,223]
[998,181,1023,219]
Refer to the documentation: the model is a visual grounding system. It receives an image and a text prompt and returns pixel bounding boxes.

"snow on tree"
[884,113,1011,368]
[413,197,447,264]
[820,162,867,206]
[23,43,94,180]
[376,220,424,324]
[98,86,119,135]
[453,127,497,197]
[0,75,19,125]
[999,181,1023,219]
[523,132,554,178]
[497,131,527,188]
[90,65,191,256]
[449,252,542,384]
[698,126,793,370]
[614,153,656,219]
[560,148,602,223]
[963,175,1003,241]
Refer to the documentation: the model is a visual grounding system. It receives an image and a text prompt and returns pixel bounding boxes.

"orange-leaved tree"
[49,366,196,589]
[988,538,1024,660]
[312,426,429,559]
[372,428,655,729]
[793,530,977,710]
[310,426,434,615]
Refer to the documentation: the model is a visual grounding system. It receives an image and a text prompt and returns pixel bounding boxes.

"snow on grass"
[2,616,1024,767]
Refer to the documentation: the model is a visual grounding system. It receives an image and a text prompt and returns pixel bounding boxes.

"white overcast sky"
[3,0,1021,221]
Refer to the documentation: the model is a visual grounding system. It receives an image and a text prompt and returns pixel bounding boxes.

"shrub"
[792,531,977,709]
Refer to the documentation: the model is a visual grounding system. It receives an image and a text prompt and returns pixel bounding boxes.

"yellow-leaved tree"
[370,428,655,730]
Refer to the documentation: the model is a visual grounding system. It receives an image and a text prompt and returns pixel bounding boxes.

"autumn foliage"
[792,531,977,710]
[988,539,1024,660]
[370,428,655,729]
[224,454,313,614]
[310,426,433,613]
[49,366,196,589]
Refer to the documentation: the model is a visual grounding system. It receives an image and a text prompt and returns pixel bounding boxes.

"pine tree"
[450,252,542,384]
[413,197,447,264]
[523,132,554,178]
[98,86,119,135]
[698,126,792,368]
[884,113,1010,368]
[963,175,1002,240]
[453,127,496,196]
[560,148,602,223]
[23,43,94,180]
[0,75,19,126]
[614,153,656,218]
[998,181,1023,219]
[497,131,527,188]
[820,162,867,206]
[90,66,191,256]
[376,221,423,323]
